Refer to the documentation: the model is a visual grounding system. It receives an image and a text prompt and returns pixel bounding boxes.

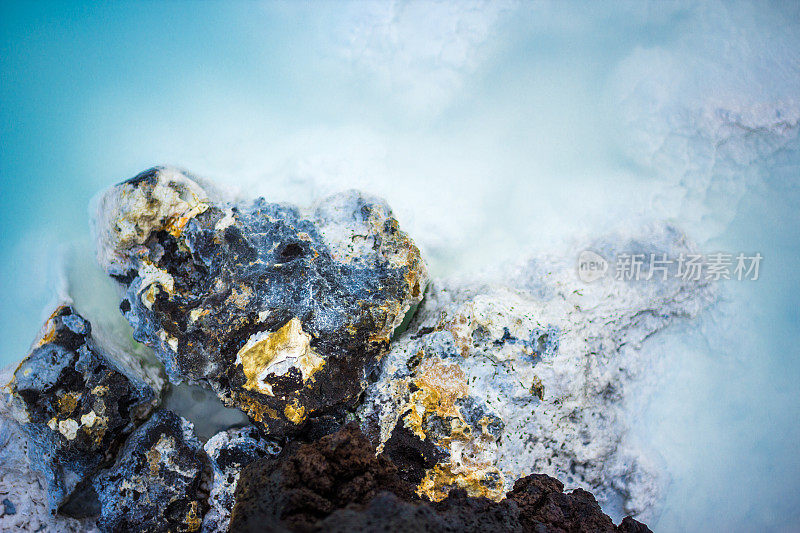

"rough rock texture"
[359,224,714,519]
[317,476,653,533]
[202,426,281,532]
[93,410,208,533]
[230,423,414,532]
[6,305,159,512]
[93,166,427,436]
[229,424,650,532]
[0,363,99,532]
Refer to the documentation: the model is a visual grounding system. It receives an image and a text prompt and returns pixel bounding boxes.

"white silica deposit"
[361,223,715,523]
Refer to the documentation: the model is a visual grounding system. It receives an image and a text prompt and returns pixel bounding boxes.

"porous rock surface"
[6,305,159,512]
[229,424,650,532]
[202,426,281,532]
[93,409,207,532]
[93,166,427,436]
[0,168,679,531]
[359,224,713,519]
[0,368,99,532]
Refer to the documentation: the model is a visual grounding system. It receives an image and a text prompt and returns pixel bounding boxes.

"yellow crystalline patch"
[33,306,65,348]
[236,397,279,423]
[395,357,509,502]
[58,392,80,416]
[147,445,162,475]
[415,358,469,408]
[417,463,505,502]
[189,308,210,323]
[235,317,325,396]
[403,357,469,440]
[284,399,307,425]
[165,201,209,237]
[35,322,57,347]
[228,285,254,309]
[184,500,203,532]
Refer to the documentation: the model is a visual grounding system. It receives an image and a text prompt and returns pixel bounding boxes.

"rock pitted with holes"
[93,167,427,436]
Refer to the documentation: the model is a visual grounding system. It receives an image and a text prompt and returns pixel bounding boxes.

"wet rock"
[359,285,552,502]
[618,516,655,533]
[6,305,159,512]
[317,477,651,533]
[0,364,99,532]
[515,475,653,533]
[202,426,280,532]
[230,423,418,532]
[229,424,650,532]
[317,491,523,532]
[359,224,713,519]
[93,409,207,533]
[93,167,427,436]
[380,418,447,486]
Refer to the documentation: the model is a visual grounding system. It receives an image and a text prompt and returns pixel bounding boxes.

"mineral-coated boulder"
[229,424,651,533]
[93,410,207,533]
[230,423,423,532]
[0,368,99,532]
[359,224,713,519]
[359,286,555,502]
[7,305,159,512]
[202,426,280,532]
[93,167,427,435]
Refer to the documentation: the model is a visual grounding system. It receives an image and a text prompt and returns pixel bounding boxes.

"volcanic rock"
[6,305,159,512]
[0,376,99,532]
[93,167,426,436]
[229,424,650,532]
[358,224,713,517]
[202,426,281,532]
[93,409,207,532]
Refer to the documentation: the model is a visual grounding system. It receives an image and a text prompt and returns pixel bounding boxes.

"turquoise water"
[2,1,799,530]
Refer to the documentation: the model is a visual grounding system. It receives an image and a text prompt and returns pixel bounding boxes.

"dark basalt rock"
[380,421,446,486]
[7,305,159,512]
[317,490,523,532]
[92,409,207,533]
[94,167,427,436]
[230,423,415,532]
[229,424,651,533]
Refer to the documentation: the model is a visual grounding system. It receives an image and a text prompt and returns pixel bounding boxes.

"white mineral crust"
[0,365,99,533]
[360,223,715,521]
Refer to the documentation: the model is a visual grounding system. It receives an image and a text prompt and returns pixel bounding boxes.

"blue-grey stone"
[202,426,280,532]
[2,499,16,515]
[93,410,206,533]
[8,305,159,512]
[94,167,427,436]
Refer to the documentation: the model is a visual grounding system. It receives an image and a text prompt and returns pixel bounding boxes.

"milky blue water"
[2,1,799,530]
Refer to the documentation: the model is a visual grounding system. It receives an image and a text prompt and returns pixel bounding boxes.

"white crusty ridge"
[360,223,715,522]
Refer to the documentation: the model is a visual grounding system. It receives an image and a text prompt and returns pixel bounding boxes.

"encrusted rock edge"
[230,423,652,533]
[0,166,658,532]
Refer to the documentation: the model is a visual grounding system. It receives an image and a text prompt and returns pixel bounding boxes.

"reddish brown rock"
[230,424,651,533]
